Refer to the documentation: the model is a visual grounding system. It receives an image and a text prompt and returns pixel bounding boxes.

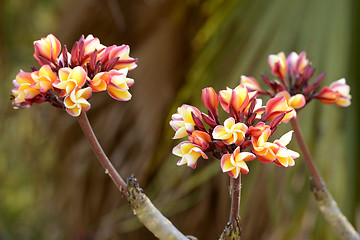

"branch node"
[219,217,242,240]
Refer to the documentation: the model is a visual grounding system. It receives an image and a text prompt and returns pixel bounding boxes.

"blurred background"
[0,0,359,239]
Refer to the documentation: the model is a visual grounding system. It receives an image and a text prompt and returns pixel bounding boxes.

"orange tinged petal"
[219,87,232,112]
[288,94,306,109]
[240,75,263,92]
[230,85,249,113]
[264,96,295,122]
[221,154,235,172]
[69,66,87,87]
[90,72,109,92]
[107,83,132,101]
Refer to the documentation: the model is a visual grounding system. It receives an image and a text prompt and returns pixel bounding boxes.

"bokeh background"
[0,0,359,239]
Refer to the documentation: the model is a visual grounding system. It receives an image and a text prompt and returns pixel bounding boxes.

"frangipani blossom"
[248,121,268,137]
[33,34,61,65]
[31,65,58,93]
[53,66,88,97]
[287,51,309,76]
[80,35,107,64]
[263,96,295,122]
[64,87,92,117]
[106,69,134,101]
[275,91,306,110]
[273,131,299,167]
[213,117,248,145]
[221,147,256,178]
[219,84,249,113]
[89,72,109,92]
[219,87,232,112]
[83,34,106,55]
[12,71,40,104]
[100,45,137,71]
[202,87,219,117]
[317,78,351,107]
[251,127,279,163]
[172,141,208,169]
[240,75,263,92]
[11,34,138,116]
[170,104,202,139]
[170,83,301,175]
[260,51,351,110]
[268,52,287,80]
[188,131,211,150]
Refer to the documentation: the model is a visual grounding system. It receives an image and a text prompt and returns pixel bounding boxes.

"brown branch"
[290,116,360,240]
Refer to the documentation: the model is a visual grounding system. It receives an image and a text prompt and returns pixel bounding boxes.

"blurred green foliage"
[0,0,359,239]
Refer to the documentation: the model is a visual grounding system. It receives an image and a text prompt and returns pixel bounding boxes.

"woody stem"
[290,116,360,240]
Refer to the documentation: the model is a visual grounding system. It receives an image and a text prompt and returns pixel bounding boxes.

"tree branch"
[77,112,195,240]
[290,116,360,240]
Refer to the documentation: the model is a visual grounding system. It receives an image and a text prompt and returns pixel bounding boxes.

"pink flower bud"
[188,131,211,150]
[268,52,287,80]
[316,78,351,107]
[202,87,219,118]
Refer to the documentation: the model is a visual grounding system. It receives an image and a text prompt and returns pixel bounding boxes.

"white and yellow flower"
[172,141,208,169]
[221,147,256,178]
[212,117,248,145]
[64,87,92,117]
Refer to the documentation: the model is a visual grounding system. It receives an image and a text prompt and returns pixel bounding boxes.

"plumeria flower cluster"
[240,51,351,111]
[170,85,300,179]
[11,34,137,116]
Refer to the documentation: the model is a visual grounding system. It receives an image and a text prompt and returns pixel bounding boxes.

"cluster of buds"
[11,34,137,116]
[170,85,300,178]
[241,51,351,109]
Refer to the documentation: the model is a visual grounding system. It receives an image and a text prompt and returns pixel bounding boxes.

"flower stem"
[290,117,324,190]
[219,175,242,240]
[290,117,360,240]
[77,112,127,196]
[230,174,242,222]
